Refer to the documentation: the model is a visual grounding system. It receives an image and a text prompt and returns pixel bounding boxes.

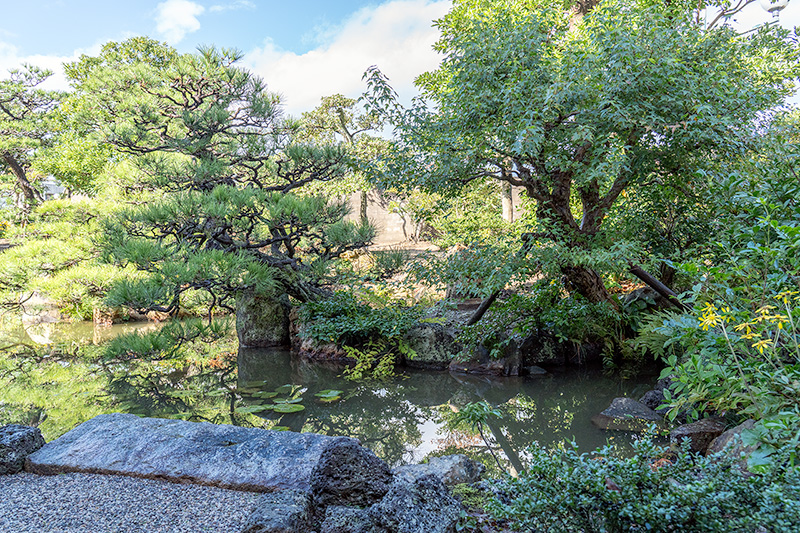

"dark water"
[1,320,656,471]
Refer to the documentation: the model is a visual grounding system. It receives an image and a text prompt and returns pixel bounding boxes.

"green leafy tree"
[0,65,62,210]
[66,40,373,325]
[363,0,799,305]
[299,94,386,223]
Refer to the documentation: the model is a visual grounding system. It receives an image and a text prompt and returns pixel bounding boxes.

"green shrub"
[485,435,800,533]
[299,290,424,379]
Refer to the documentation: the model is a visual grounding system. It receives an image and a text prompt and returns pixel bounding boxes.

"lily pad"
[272,403,306,413]
[252,391,279,399]
[235,404,274,414]
[314,389,343,402]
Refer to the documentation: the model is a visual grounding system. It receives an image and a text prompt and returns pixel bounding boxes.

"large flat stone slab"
[25,413,391,496]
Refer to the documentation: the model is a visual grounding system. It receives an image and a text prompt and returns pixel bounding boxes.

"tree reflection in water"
[0,321,652,468]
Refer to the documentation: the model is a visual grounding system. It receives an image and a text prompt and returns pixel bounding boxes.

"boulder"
[393,454,484,487]
[449,342,522,377]
[311,439,393,508]
[242,489,314,533]
[706,420,758,465]
[319,506,383,533]
[26,413,391,498]
[373,473,463,533]
[518,332,569,367]
[670,417,727,454]
[638,377,673,411]
[0,425,45,475]
[591,397,664,431]
[522,365,548,376]
[236,292,290,348]
[402,323,461,370]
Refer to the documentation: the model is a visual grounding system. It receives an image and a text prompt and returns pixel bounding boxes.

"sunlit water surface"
[1,320,656,470]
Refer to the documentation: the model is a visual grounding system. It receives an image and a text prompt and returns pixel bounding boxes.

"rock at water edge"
[26,413,391,498]
[236,292,290,348]
[242,489,314,533]
[591,397,664,431]
[670,418,727,454]
[393,455,484,487]
[1,425,45,475]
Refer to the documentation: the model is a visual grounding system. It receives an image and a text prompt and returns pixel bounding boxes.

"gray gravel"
[0,471,263,532]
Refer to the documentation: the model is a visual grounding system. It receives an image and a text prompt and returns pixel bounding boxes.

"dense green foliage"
[481,435,800,532]
[0,195,134,319]
[67,40,373,321]
[364,0,799,304]
[632,117,800,462]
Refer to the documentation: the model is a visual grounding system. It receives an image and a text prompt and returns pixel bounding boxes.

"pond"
[1,319,656,472]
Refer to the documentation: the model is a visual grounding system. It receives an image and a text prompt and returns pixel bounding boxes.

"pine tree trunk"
[2,152,42,206]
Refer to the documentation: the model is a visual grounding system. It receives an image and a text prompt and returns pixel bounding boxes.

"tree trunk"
[2,152,42,206]
[561,264,618,307]
[360,189,368,224]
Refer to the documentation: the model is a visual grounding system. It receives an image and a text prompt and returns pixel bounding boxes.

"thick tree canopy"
[364,0,800,303]
[68,40,373,316]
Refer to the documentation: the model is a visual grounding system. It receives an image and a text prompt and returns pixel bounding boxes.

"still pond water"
[1,320,655,471]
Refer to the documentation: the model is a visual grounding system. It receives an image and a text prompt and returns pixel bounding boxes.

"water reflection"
[0,318,654,470]
[236,348,651,468]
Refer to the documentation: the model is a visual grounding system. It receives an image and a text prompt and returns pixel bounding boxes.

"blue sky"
[0,0,450,115]
[0,1,386,56]
[0,0,798,115]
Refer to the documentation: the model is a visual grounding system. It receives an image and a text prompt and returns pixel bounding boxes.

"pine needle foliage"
[66,39,375,318]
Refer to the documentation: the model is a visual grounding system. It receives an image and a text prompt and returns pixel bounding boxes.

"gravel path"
[0,472,263,533]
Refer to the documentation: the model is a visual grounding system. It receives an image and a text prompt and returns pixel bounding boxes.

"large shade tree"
[363,0,799,305]
[67,39,373,330]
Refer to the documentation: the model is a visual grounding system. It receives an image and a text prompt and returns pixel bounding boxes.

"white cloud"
[0,39,105,91]
[155,0,206,45]
[244,0,451,117]
[209,1,255,13]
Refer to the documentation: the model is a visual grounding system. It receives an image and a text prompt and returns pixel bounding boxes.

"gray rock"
[707,419,757,456]
[670,417,727,454]
[638,389,666,411]
[311,439,393,507]
[402,323,461,370]
[448,342,523,376]
[374,473,463,533]
[26,413,391,497]
[523,365,548,375]
[393,455,484,487]
[638,377,673,411]
[1,425,45,475]
[706,420,758,469]
[242,489,313,533]
[591,397,664,431]
[320,506,383,533]
[236,292,290,348]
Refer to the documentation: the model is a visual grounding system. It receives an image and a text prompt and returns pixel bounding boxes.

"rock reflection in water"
[237,348,650,468]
